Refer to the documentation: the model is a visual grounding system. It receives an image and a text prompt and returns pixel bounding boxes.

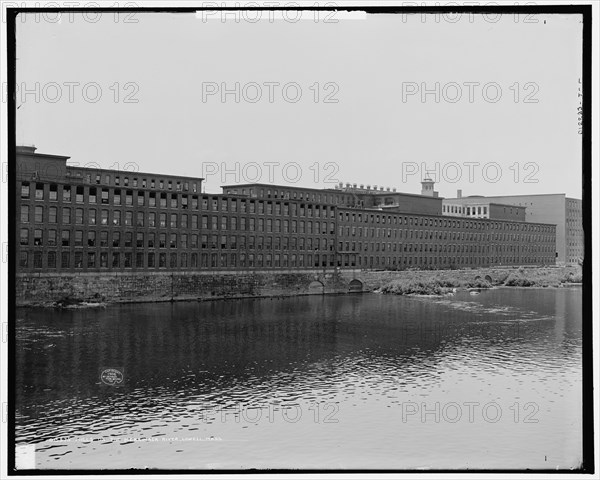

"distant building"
[444,190,583,265]
[442,198,527,222]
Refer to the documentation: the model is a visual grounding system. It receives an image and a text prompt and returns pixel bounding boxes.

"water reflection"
[16,287,582,469]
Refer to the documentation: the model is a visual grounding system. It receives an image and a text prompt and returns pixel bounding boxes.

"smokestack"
[457,189,462,199]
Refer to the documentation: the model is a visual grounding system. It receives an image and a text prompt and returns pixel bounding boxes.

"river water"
[15,287,582,470]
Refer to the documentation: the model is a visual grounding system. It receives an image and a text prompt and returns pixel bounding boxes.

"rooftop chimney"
[457,189,462,198]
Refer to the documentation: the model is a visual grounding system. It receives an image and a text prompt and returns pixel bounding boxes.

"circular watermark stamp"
[99,367,125,386]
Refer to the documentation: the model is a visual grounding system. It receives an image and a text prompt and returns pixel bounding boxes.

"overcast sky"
[14,10,583,198]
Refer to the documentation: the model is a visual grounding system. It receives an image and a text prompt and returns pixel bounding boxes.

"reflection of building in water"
[16,145,557,274]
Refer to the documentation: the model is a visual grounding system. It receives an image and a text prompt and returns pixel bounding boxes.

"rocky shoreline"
[377,265,583,296]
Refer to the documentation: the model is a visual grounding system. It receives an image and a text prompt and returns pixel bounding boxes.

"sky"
[14,10,584,198]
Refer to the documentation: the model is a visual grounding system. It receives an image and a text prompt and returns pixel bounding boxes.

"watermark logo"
[99,367,124,386]
[401,401,540,423]
[402,82,539,104]
[4,2,140,24]
[202,161,340,185]
[201,81,339,104]
[4,82,140,104]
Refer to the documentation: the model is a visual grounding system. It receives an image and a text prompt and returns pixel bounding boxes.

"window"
[34,229,43,246]
[88,231,96,247]
[62,207,71,224]
[35,183,44,200]
[62,230,70,246]
[48,252,56,268]
[101,189,109,204]
[113,211,121,226]
[48,206,57,223]
[75,208,84,224]
[49,184,58,201]
[114,190,121,206]
[112,252,120,268]
[19,252,28,268]
[21,182,30,199]
[32,252,42,267]
[20,228,28,245]
[75,230,83,246]
[35,206,43,223]
[63,186,71,202]
[89,188,97,203]
[61,252,70,268]
[76,186,84,203]
[89,209,96,225]
[149,212,156,227]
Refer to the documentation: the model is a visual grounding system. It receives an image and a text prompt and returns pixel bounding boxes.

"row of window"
[223,187,352,205]
[64,171,200,192]
[338,226,553,243]
[20,183,336,216]
[339,211,552,232]
[338,242,553,254]
[19,230,333,250]
[19,206,339,233]
[18,250,555,270]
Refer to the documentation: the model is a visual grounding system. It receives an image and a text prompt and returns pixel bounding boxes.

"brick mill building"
[15,146,559,277]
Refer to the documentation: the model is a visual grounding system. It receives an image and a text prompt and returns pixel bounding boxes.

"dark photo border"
[5,3,594,475]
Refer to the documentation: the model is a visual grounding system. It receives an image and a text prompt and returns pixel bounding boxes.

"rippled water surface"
[16,287,582,469]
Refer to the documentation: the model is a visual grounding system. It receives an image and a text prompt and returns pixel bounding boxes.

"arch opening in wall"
[484,275,493,284]
[308,281,325,295]
[349,279,363,293]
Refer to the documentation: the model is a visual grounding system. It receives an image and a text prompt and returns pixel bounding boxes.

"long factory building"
[15,146,558,274]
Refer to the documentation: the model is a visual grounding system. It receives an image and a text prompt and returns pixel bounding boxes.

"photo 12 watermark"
[400,401,540,424]
[401,82,540,104]
[401,161,539,184]
[201,81,339,104]
[202,161,340,185]
[5,82,140,104]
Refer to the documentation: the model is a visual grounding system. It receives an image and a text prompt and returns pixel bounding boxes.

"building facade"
[16,146,557,274]
[444,192,583,264]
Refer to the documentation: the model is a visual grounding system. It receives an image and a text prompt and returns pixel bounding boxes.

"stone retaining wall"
[16,266,578,307]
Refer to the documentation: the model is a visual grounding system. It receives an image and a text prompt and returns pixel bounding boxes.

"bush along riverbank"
[378,266,583,296]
